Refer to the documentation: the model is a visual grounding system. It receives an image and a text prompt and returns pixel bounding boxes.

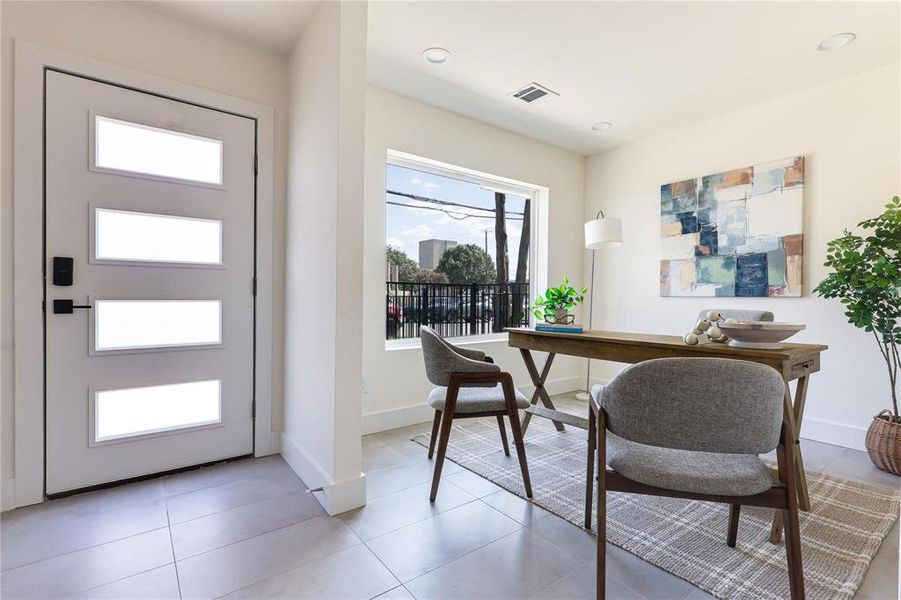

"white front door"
[45,71,256,495]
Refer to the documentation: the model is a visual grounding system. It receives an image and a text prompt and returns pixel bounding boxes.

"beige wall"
[0,1,289,508]
[362,86,587,433]
[282,1,367,514]
[583,66,900,450]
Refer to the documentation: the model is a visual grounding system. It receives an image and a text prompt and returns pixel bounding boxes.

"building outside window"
[385,153,537,342]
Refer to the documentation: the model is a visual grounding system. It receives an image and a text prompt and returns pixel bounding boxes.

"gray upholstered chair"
[420,326,532,502]
[585,358,804,600]
[698,308,774,322]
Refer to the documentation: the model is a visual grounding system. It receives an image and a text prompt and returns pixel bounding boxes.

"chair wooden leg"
[428,410,442,459]
[507,408,533,498]
[781,426,806,600]
[727,504,741,548]
[496,415,510,456]
[774,421,806,599]
[429,407,455,502]
[784,505,805,600]
[502,378,532,498]
[596,406,606,600]
[585,406,596,530]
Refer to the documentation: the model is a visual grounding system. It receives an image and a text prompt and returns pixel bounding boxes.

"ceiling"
[367,1,900,155]
[137,1,321,55]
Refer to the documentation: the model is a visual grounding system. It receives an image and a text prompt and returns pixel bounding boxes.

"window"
[93,115,223,185]
[385,152,541,343]
[94,379,221,443]
[94,208,222,265]
[94,300,222,352]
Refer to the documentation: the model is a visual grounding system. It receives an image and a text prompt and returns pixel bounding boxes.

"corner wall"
[583,66,900,450]
[362,87,587,433]
[282,1,367,514]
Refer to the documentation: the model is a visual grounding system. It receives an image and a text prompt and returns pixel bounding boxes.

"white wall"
[583,66,900,450]
[0,0,289,510]
[362,86,587,433]
[282,1,367,514]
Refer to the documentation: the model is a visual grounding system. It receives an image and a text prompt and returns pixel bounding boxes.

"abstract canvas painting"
[660,157,804,297]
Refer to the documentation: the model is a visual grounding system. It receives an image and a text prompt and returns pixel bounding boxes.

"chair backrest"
[697,308,774,323]
[600,358,784,454]
[420,326,498,386]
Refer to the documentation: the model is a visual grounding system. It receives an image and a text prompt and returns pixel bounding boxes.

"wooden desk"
[507,327,828,544]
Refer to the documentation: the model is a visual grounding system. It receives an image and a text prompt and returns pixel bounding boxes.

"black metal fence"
[386,282,530,340]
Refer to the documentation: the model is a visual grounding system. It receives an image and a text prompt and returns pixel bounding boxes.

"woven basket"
[865,409,901,475]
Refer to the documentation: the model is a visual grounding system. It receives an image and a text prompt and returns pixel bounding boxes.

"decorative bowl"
[718,321,806,349]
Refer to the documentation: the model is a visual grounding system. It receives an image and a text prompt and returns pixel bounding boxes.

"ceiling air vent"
[510,82,559,104]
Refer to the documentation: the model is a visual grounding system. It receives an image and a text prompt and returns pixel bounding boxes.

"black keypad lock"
[53,257,74,286]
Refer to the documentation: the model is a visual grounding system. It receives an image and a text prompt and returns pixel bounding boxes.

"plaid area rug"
[412,417,900,600]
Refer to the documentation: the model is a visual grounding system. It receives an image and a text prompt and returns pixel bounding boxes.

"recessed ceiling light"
[817,32,856,51]
[592,121,613,131]
[422,47,451,64]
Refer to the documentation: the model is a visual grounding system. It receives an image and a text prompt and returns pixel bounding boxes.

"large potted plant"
[814,196,900,474]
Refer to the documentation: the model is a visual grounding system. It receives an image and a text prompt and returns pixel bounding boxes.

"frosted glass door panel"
[95,380,221,442]
[94,115,223,185]
[94,208,222,265]
[95,300,222,351]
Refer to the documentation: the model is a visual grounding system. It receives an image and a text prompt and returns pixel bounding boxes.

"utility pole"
[482,228,490,254]
[494,193,508,285]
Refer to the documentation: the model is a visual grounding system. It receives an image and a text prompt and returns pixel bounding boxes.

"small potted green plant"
[529,276,588,324]
[814,196,900,474]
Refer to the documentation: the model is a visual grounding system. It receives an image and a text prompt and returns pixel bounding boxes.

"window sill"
[385,332,508,352]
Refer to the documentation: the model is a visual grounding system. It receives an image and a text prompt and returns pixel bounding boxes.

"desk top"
[506,327,828,361]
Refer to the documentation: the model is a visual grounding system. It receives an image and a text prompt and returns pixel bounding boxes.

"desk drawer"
[790,354,820,377]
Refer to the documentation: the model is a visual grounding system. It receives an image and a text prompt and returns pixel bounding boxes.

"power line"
[386,200,524,221]
[387,189,525,217]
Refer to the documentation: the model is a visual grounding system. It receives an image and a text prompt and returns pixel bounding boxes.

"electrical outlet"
[361,376,369,394]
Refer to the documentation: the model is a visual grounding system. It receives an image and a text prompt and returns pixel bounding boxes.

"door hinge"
[252,278,257,296]
[251,400,256,419]
[253,153,258,176]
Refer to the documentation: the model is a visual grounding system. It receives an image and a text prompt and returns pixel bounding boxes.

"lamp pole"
[585,245,597,393]
[576,209,618,402]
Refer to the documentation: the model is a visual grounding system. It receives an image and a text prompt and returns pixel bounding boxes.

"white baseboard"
[362,404,434,435]
[520,375,584,397]
[279,433,366,515]
[800,417,868,452]
[362,375,586,435]
[361,378,868,452]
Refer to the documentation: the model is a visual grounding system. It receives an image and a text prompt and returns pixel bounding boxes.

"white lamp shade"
[584,217,623,249]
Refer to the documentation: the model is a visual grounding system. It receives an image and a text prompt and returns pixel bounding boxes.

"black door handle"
[53,299,92,314]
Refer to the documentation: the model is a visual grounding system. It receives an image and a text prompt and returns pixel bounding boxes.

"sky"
[385,164,529,277]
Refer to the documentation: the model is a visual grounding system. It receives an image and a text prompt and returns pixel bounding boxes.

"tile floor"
[1,393,898,599]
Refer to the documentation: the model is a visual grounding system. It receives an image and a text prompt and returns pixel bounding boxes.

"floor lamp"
[575,211,623,402]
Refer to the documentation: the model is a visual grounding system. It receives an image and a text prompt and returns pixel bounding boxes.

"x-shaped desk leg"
[520,349,565,434]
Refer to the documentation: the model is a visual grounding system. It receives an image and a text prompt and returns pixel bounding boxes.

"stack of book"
[534,323,584,334]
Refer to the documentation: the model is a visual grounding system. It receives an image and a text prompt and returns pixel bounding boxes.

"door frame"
[13,40,278,508]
